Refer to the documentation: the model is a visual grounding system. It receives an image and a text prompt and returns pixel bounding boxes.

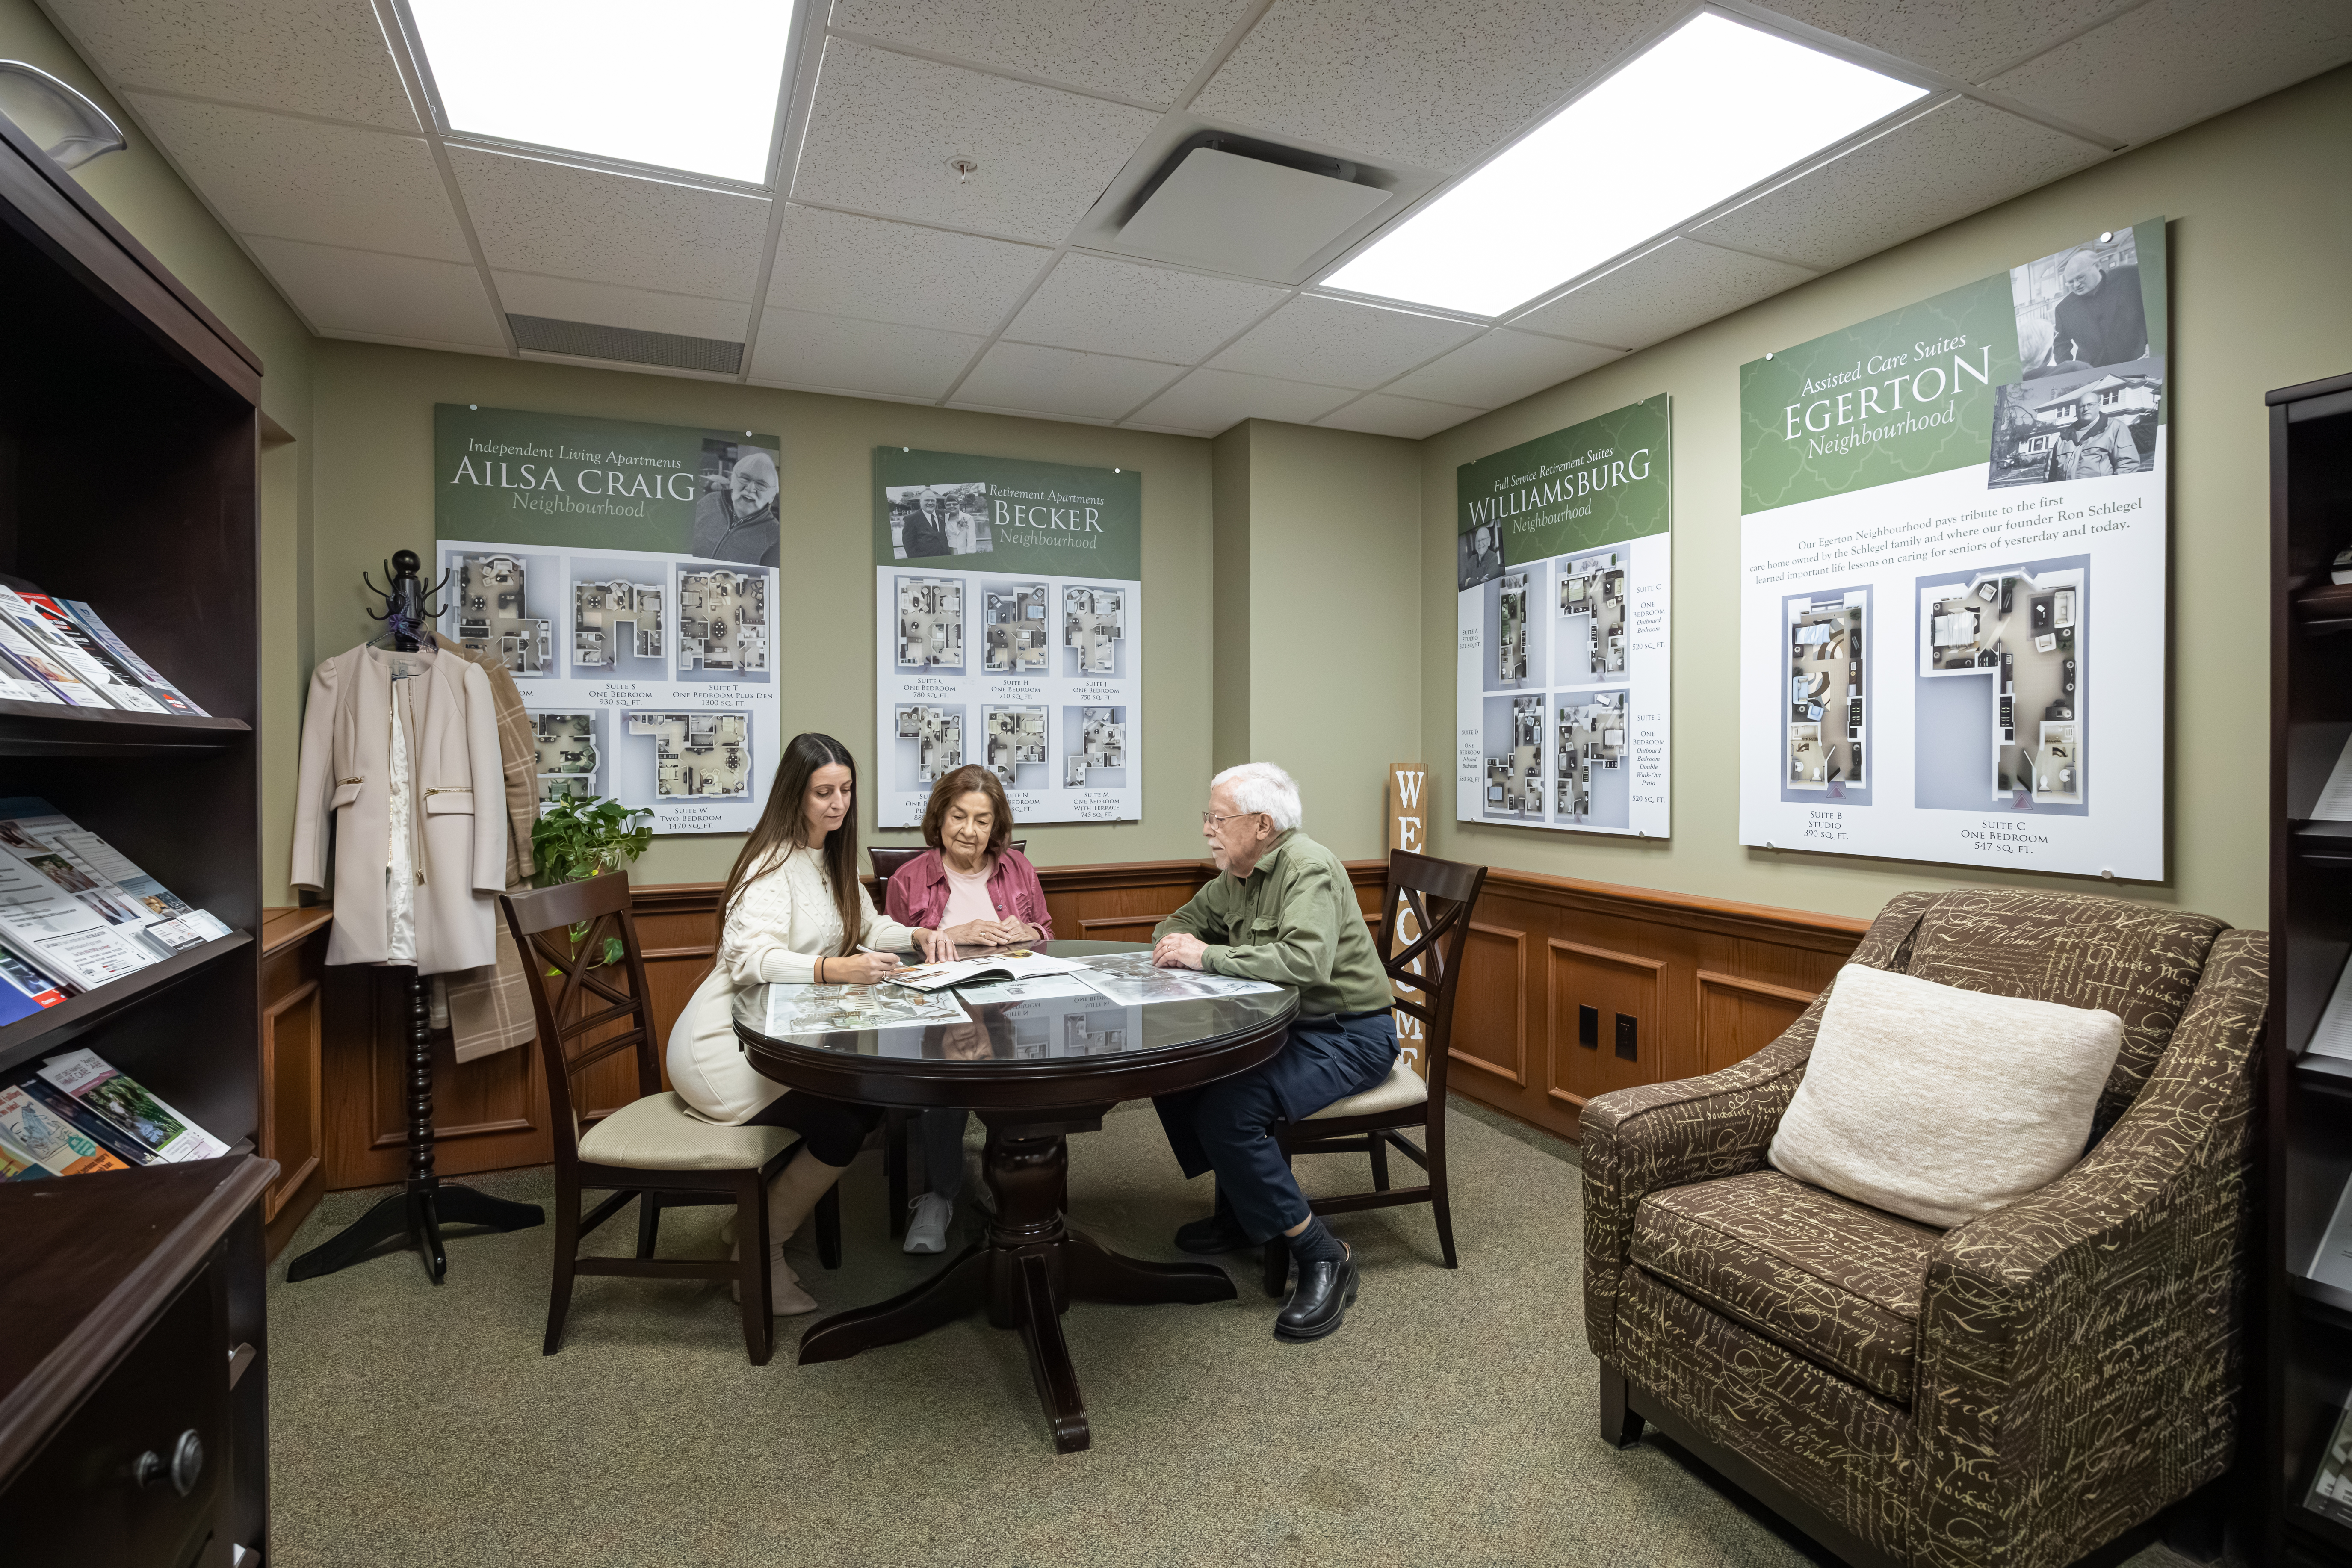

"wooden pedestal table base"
[798,1112,1235,1452]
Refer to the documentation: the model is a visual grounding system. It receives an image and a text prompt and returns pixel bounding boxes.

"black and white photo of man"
[2052,393,2142,479]
[2011,229,2148,381]
[1457,523,1504,591]
[692,440,780,564]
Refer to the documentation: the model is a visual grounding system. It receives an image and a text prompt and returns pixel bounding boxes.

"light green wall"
[1210,422,1253,773]
[0,0,317,908]
[1420,65,2352,932]
[306,340,1217,886]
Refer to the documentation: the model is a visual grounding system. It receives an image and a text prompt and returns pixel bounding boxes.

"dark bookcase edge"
[0,930,253,1076]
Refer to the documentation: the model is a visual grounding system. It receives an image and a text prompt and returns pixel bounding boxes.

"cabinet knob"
[133,1429,204,1496]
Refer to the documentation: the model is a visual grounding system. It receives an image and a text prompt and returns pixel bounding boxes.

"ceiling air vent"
[507,314,743,374]
[1115,131,1391,281]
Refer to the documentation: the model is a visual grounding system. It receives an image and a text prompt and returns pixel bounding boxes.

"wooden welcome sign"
[1386,762,1430,1078]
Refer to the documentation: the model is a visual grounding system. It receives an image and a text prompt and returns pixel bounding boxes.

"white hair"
[1211,762,1303,832]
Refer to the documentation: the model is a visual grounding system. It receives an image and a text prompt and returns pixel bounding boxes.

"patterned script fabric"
[1580,889,2266,1568]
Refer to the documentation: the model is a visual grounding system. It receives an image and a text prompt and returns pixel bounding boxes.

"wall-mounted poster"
[1736,221,2167,879]
[1455,396,1671,838]
[433,404,782,836]
[872,449,1142,829]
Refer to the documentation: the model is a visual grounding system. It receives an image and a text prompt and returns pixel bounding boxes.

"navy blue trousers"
[1154,1009,1398,1243]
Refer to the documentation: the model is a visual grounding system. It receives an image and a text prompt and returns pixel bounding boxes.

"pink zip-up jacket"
[883,846,1054,939]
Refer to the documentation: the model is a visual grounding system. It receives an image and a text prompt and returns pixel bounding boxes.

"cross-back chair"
[504,871,839,1366]
[1262,848,1488,1296]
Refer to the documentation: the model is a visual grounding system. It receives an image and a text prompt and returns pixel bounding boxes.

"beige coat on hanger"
[290,643,508,974]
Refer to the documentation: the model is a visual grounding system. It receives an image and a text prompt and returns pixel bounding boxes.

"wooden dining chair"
[504,871,840,1366]
[1261,848,1489,1296]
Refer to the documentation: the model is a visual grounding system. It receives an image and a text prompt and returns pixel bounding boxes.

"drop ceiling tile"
[748,310,983,399]
[1383,330,1622,408]
[1127,367,1354,434]
[1697,97,2108,272]
[1005,253,1285,362]
[792,39,1159,245]
[1983,0,2352,147]
[123,95,465,262]
[954,342,1185,420]
[1317,393,1483,439]
[246,236,503,347]
[449,148,769,301]
[1210,296,1479,389]
[1756,0,2145,86]
[1191,0,1684,171]
[492,275,750,342]
[766,204,1049,335]
[45,0,416,129]
[829,0,1256,107]
[1511,239,1816,351]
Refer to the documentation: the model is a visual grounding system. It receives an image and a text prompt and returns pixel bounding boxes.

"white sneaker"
[903,1192,954,1254]
[730,1240,818,1314]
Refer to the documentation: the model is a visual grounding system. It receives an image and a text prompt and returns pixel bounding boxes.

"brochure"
[16,593,170,713]
[59,599,208,716]
[0,845,156,989]
[37,1047,228,1162]
[0,1083,129,1175]
[2309,1398,2352,1527]
[0,641,62,705]
[0,585,162,712]
[0,1131,45,1179]
[23,1079,167,1165]
[0,799,232,946]
[886,952,1093,992]
[0,611,103,706]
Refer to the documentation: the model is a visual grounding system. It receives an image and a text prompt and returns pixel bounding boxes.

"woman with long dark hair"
[667,732,948,1314]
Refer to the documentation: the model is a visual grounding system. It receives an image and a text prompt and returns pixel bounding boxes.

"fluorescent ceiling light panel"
[409,0,793,184]
[1324,13,1927,316]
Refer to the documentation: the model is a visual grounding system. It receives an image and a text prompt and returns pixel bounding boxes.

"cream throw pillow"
[1768,963,2125,1229]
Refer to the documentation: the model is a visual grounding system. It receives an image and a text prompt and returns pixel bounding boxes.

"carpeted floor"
[264,1098,2192,1568]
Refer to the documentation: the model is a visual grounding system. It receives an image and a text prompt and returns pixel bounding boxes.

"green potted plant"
[532,794,654,969]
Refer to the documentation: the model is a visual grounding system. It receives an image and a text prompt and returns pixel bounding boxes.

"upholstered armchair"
[1581,889,2265,1568]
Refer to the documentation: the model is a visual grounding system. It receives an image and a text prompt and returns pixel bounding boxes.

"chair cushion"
[577,1092,795,1171]
[1307,1054,1427,1119]
[1770,962,2124,1228]
[1632,1170,1941,1404]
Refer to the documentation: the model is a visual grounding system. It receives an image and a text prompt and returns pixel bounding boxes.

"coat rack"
[286,551,544,1284]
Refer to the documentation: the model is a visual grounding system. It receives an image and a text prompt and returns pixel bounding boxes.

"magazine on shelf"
[0,640,63,705]
[2309,1400,2352,1527]
[0,1083,129,1175]
[58,599,208,716]
[0,845,156,989]
[0,945,68,1025]
[0,1131,45,1179]
[0,585,162,712]
[885,952,1093,992]
[36,1048,228,1162]
[15,592,171,714]
[21,1079,166,1165]
[0,937,77,1000]
[0,798,232,950]
[0,611,103,706]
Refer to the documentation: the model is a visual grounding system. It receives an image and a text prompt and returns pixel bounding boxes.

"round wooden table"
[732,939,1296,1452]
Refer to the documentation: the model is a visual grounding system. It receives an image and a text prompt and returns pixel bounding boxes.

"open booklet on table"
[885,951,1094,992]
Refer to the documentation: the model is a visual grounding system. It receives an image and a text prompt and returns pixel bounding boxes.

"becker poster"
[434,405,782,836]
[1455,396,1672,838]
[872,448,1142,829]
[1736,221,2168,878]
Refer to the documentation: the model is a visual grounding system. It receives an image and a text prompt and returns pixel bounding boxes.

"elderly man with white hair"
[1148,761,1399,1342]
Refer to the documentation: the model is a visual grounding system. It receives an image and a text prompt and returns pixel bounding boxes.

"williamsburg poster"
[1736,221,2168,879]
[872,448,1142,829]
[434,405,782,836]
[1455,395,1671,838]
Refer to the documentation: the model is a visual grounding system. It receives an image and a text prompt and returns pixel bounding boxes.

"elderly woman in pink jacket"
[883,763,1053,1252]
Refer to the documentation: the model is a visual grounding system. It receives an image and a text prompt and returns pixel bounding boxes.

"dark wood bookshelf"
[0,109,269,1561]
[2266,367,2352,1565]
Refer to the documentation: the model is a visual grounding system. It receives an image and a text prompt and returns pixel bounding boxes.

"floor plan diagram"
[984,584,1049,673]
[982,705,1048,785]
[1558,549,1627,679]
[1556,692,1626,820]
[895,704,963,785]
[1498,571,1530,682]
[454,555,550,675]
[1920,565,2084,804]
[1064,706,1124,787]
[626,711,751,799]
[530,711,599,810]
[678,568,768,675]
[1484,695,1545,818]
[572,577,661,668]
[897,577,964,668]
[1063,587,1123,675]
[1788,593,1866,792]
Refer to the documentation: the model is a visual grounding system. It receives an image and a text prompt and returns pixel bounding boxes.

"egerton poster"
[433,404,782,836]
[1736,221,2168,878]
[1455,395,1672,839]
[872,448,1142,830]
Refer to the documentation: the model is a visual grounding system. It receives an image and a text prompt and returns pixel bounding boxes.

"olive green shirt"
[1153,830,1392,1018]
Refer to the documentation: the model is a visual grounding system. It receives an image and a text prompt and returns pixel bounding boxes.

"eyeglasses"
[1201,810,1266,829]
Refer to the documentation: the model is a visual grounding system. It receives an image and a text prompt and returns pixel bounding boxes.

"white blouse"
[668,845,920,1124]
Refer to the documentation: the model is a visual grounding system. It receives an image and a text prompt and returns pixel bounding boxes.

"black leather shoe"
[1174,1211,1249,1254]
[1275,1245,1358,1341]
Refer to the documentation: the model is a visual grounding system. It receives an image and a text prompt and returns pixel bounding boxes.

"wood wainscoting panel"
[1696,971,1821,1076]
[1547,939,1665,1113]
[259,907,333,1256]
[1451,922,1529,1085]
